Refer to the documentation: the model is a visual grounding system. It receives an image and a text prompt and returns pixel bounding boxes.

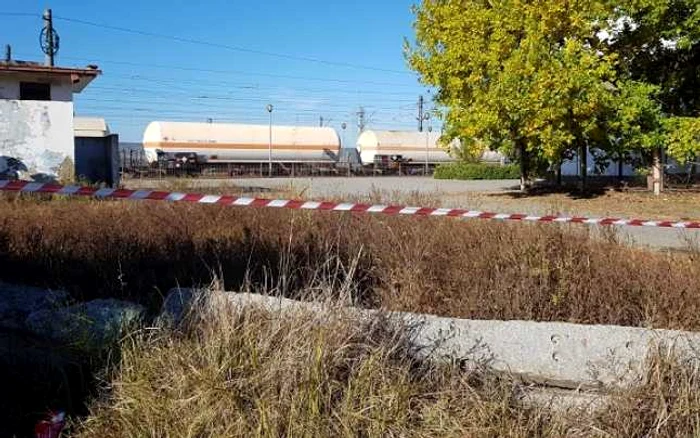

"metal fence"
[119,155,438,179]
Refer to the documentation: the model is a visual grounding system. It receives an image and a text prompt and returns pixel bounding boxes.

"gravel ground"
[125,177,699,251]
[128,177,521,196]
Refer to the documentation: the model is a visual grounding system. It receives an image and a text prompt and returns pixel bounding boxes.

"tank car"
[143,121,341,165]
[356,130,456,173]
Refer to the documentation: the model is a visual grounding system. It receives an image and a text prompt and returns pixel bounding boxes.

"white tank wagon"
[143,122,341,164]
[356,130,457,166]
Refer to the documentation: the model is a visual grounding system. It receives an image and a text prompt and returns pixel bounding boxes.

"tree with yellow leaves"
[407,0,620,190]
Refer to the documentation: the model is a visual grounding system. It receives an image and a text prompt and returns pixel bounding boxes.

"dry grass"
[129,176,700,220]
[71,289,700,438]
[590,349,700,436]
[4,191,700,436]
[2,196,700,329]
[125,177,302,199]
[74,293,547,437]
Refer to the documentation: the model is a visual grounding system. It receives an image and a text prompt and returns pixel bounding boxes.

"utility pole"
[417,95,425,132]
[425,124,433,175]
[357,107,366,133]
[319,116,332,127]
[42,9,56,67]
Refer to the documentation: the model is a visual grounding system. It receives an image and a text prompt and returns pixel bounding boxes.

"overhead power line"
[52,15,412,75]
[95,74,419,98]
[89,75,419,102]
[0,12,36,17]
[39,54,418,88]
[77,102,363,116]
[81,82,416,106]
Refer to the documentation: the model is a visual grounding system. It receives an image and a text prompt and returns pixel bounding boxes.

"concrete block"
[406,315,700,389]
[222,293,700,390]
[26,299,146,352]
[0,282,68,330]
[158,287,196,327]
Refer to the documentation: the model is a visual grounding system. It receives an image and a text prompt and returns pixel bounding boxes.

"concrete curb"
[212,292,700,390]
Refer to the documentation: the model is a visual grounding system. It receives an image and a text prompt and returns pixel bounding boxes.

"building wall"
[561,149,635,177]
[0,78,18,99]
[75,134,120,187]
[0,76,72,101]
[0,99,75,177]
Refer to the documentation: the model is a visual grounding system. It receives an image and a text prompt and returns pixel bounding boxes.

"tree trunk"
[692,162,697,184]
[652,147,663,195]
[578,142,587,192]
[519,142,529,192]
[556,159,562,187]
[617,154,624,182]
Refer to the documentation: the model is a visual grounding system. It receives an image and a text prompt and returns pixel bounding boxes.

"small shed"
[0,60,100,179]
[74,117,120,186]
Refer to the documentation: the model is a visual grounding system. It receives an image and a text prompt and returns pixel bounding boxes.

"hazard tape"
[2,179,699,230]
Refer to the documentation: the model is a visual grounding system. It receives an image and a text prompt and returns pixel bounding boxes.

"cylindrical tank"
[356,130,455,165]
[143,121,341,164]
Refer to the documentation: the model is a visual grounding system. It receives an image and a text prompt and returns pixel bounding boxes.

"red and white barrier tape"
[2,179,699,229]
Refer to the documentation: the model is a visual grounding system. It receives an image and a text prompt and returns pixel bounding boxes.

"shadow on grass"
[0,328,98,437]
[495,177,648,200]
[504,175,700,199]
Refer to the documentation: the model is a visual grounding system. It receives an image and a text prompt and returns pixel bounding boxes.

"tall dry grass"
[1,196,700,329]
[72,289,700,438]
[72,290,556,437]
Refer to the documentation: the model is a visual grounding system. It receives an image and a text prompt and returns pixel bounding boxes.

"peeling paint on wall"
[0,99,74,178]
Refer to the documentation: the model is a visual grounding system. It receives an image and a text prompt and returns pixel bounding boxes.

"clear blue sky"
[1,0,434,143]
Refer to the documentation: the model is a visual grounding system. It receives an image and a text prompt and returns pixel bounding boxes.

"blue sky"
[2,0,434,143]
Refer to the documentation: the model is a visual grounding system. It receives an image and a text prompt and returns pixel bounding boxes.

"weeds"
[72,290,557,438]
[1,197,700,329]
[72,289,700,438]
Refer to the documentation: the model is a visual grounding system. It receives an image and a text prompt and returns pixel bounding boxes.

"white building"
[0,60,100,179]
[561,148,635,177]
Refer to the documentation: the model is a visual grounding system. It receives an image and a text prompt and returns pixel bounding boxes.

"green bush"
[434,162,520,180]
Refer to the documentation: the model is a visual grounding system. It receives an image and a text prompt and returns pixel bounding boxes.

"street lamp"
[266,104,273,177]
[341,122,349,176]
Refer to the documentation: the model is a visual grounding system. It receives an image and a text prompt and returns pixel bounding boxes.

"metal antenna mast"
[41,9,59,66]
[418,95,430,132]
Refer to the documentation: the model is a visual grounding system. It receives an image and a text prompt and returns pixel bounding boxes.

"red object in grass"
[34,411,65,438]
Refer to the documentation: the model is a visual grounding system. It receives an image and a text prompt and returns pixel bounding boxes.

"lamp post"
[341,122,348,176]
[266,104,273,177]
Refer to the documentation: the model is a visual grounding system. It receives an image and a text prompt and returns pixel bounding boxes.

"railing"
[119,158,438,179]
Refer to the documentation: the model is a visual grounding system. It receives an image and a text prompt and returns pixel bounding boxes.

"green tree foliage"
[665,117,700,164]
[406,0,618,189]
[607,0,700,116]
[598,81,665,173]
